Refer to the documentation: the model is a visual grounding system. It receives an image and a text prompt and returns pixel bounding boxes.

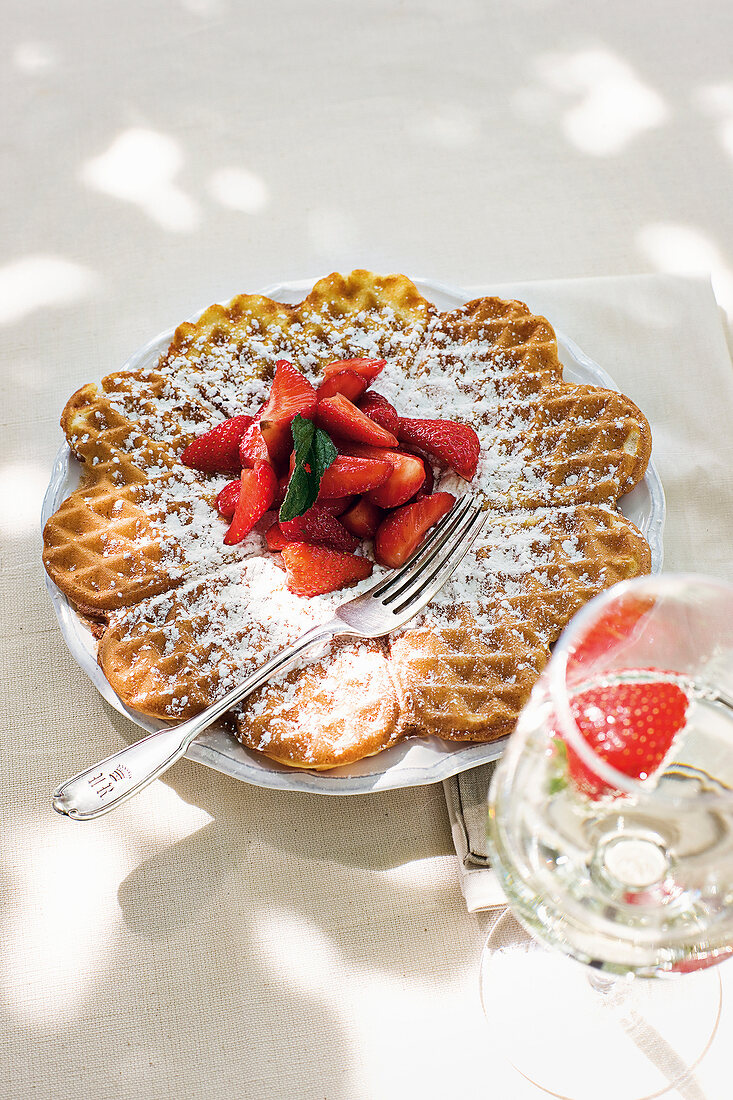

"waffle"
[43,270,653,770]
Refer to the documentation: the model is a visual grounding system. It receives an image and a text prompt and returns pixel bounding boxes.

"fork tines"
[374,496,486,611]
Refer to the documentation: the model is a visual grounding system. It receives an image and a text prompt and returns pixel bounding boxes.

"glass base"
[479,910,722,1100]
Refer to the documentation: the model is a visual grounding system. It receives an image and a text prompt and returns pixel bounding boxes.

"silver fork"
[53,496,487,820]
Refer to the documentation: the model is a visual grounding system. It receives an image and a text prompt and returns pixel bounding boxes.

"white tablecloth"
[4,2,733,1096]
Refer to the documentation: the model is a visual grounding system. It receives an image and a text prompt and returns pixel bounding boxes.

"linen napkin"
[443,273,733,912]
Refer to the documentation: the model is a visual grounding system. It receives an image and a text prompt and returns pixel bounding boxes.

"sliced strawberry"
[339,445,427,508]
[396,446,434,502]
[397,417,480,481]
[414,458,434,499]
[317,455,393,498]
[223,461,278,545]
[265,522,291,552]
[563,681,689,798]
[568,594,656,674]
[374,492,455,568]
[238,420,271,468]
[279,505,360,552]
[318,496,355,516]
[316,394,399,448]
[259,359,318,422]
[180,415,253,474]
[216,479,241,520]
[369,454,426,507]
[321,358,385,384]
[316,370,369,403]
[258,360,318,469]
[340,497,384,539]
[275,476,288,509]
[282,544,373,597]
[358,391,400,437]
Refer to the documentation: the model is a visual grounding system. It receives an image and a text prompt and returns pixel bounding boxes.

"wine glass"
[481,574,733,1100]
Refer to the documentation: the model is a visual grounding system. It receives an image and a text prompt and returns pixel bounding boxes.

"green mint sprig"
[279,414,338,522]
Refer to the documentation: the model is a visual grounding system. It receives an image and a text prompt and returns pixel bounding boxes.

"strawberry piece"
[564,681,689,798]
[317,455,393,498]
[279,505,359,552]
[374,492,455,568]
[339,445,427,508]
[316,370,369,403]
[216,479,241,520]
[265,522,291,552]
[367,453,426,507]
[238,420,271,468]
[180,415,253,474]
[358,391,400,437]
[317,496,355,516]
[568,594,656,674]
[398,446,434,501]
[223,461,278,545]
[321,358,385,383]
[414,459,434,499]
[258,360,318,469]
[397,417,480,481]
[282,543,373,597]
[316,394,399,448]
[340,497,384,539]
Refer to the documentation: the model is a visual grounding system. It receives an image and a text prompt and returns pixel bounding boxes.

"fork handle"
[52,619,342,820]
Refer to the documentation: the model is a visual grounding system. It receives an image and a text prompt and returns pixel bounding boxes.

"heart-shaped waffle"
[43,271,652,769]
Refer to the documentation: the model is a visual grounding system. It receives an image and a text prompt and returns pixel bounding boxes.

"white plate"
[41,278,665,795]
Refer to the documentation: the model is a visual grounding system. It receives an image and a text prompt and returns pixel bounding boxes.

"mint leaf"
[279,415,337,522]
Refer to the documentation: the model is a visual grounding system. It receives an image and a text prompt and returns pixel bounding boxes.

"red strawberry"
[340,497,384,539]
[180,415,253,474]
[358,391,400,436]
[238,420,271,468]
[374,492,455,568]
[397,446,434,501]
[317,496,356,516]
[224,461,278,545]
[397,417,480,481]
[265,521,291,552]
[414,458,434,499]
[316,394,399,448]
[258,360,318,468]
[279,505,360,552]
[216,479,241,520]
[568,595,656,674]
[316,370,369,403]
[367,452,426,507]
[321,358,385,383]
[563,681,689,798]
[340,445,426,508]
[282,544,373,597]
[317,455,393,498]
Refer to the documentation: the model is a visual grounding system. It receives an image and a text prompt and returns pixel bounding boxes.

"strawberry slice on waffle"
[320,357,385,384]
[258,360,317,468]
[180,415,253,474]
[357,391,400,437]
[397,417,480,481]
[282,543,373,597]
[316,394,399,448]
[374,492,455,568]
[224,461,278,545]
